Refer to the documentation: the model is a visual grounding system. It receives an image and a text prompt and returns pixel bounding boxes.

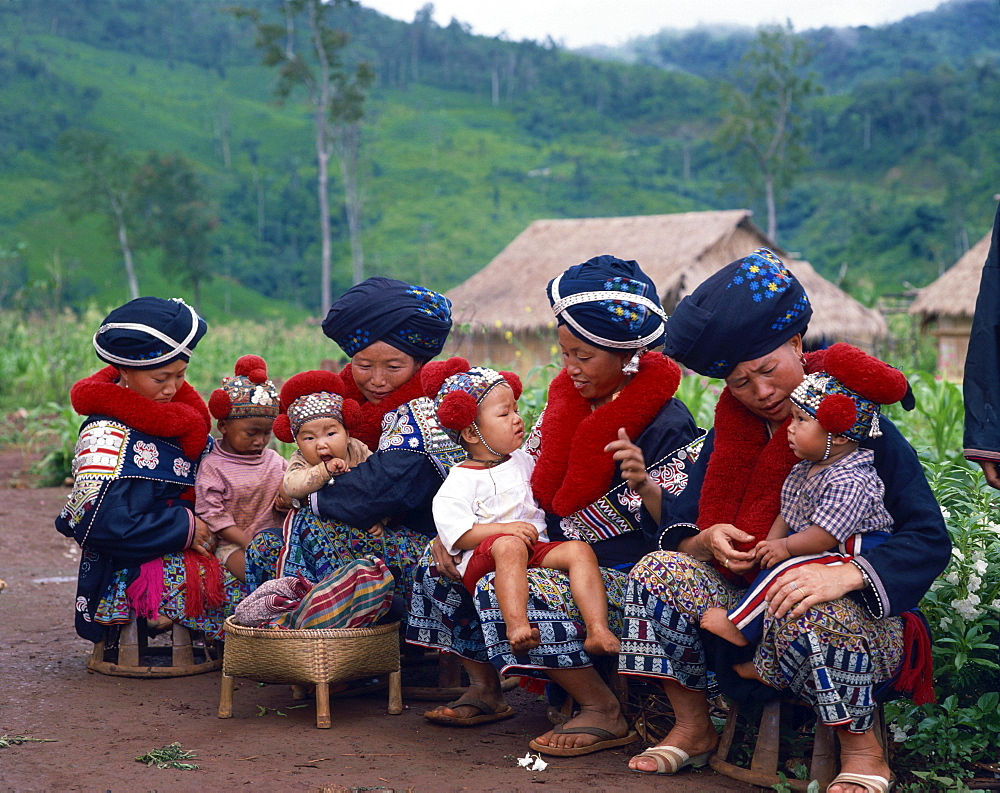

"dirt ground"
[0,450,756,792]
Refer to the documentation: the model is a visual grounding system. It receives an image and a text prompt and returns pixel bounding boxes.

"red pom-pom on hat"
[279,370,346,412]
[500,371,523,400]
[208,389,232,420]
[420,356,471,398]
[234,354,269,384]
[816,393,857,435]
[437,391,479,431]
[821,343,908,405]
[273,413,293,443]
[341,399,362,433]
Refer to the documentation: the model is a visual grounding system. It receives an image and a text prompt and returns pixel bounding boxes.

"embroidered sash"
[57,417,200,545]
[377,396,466,477]
[558,434,705,545]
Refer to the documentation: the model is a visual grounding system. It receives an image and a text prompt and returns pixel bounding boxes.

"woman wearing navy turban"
[618,250,948,792]
[244,278,467,599]
[56,297,245,649]
[408,255,704,755]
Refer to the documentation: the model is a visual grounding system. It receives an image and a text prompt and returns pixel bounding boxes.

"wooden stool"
[710,698,887,791]
[87,617,222,678]
[218,617,402,728]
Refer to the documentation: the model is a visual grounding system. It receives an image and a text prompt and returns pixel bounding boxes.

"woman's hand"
[430,537,463,583]
[606,428,649,493]
[979,460,1000,490]
[766,562,865,620]
[273,484,292,513]
[191,517,216,559]
[683,523,757,571]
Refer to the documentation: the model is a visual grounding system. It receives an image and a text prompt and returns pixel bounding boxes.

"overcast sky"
[361,0,948,48]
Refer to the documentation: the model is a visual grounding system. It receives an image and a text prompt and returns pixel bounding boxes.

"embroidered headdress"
[272,370,361,443]
[547,255,667,351]
[208,355,280,421]
[663,248,812,378]
[422,359,522,440]
[94,296,207,369]
[322,277,453,360]
[790,343,908,441]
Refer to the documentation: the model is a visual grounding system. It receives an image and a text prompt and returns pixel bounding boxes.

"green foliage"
[134,742,200,770]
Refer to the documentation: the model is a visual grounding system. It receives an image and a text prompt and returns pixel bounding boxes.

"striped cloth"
[274,557,394,630]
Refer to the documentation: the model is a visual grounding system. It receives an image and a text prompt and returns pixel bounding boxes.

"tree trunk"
[309,0,334,314]
[764,172,777,243]
[336,122,364,285]
[111,195,140,300]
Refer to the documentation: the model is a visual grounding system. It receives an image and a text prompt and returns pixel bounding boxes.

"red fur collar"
[531,352,681,517]
[340,363,428,451]
[70,366,211,460]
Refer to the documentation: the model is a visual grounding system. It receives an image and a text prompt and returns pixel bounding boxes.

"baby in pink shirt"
[196,355,288,582]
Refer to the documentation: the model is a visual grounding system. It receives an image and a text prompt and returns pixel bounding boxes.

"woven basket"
[222,616,400,685]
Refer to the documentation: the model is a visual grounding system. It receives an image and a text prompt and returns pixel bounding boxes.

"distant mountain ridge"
[0,0,996,318]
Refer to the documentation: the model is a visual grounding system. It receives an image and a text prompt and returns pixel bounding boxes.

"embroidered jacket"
[54,366,210,641]
[528,352,702,570]
[310,395,465,538]
[963,204,1000,462]
[658,393,950,619]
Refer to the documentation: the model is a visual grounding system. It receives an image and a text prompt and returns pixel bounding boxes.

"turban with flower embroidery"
[322,277,453,360]
[662,248,812,378]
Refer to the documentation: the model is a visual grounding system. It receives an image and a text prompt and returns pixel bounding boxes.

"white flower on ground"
[973,559,988,576]
[945,572,961,586]
[517,753,548,771]
[940,506,951,520]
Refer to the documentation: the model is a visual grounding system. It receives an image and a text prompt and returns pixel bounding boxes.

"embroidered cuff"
[849,557,886,619]
[658,523,700,551]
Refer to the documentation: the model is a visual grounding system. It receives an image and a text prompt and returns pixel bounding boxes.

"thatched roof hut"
[909,232,992,381]
[444,210,887,374]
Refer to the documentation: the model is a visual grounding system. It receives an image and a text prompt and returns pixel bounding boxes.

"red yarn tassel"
[126,557,165,620]
[895,611,937,706]
[183,550,203,618]
[182,550,226,617]
[518,676,548,696]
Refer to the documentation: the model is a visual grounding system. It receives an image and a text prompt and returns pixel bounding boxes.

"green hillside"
[1,0,997,321]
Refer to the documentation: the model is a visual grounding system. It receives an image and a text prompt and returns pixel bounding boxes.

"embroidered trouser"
[619,551,903,733]
[244,513,426,616]
[406,545,628,677]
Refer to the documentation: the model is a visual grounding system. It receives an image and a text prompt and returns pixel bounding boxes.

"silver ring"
[789,581,798,590]
[203,541,212,550]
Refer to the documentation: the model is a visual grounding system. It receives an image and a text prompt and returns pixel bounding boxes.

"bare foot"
[507,623,541,654]
[700,607,748,646]
[583,626,621,656]
[733,660,767,683]
[531,705,628,752]
[628,720,718,773]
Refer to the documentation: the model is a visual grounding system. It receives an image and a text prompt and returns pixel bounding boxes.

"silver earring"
[822,433,833,461]
[622,349,643,375]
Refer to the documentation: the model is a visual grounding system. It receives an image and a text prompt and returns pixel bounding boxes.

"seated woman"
[408,255,703,754]
[619,250,949,793]
[56,297,244,645]
[245,278,465,603]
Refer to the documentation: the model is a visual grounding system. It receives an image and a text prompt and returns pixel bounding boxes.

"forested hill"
[589,0,999,91]
[1,0,997,320]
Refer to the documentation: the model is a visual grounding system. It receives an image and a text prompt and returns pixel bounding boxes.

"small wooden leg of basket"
[315,681,332,728]
[291,684,308,700]
[218,673,235,718]
[119,619,140,667]
[388,669,403,715]
[171,623,196,667]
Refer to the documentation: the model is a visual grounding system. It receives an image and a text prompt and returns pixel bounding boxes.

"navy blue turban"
[547,255,667,351]
[94,297,207,369]
[662,248,812,378]
[322,277,453,360]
